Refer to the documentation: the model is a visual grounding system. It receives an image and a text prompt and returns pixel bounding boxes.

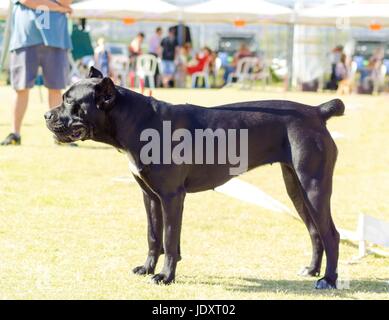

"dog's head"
[45,67,117,143]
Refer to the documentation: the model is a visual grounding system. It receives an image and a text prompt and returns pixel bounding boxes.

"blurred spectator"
[336,53,352,95]
[160,27,177,88]
[1,0,72,146]
[335,53,349,82]
[94,38,111,77]
[186,47,213,75]
[223,43,252,84]
[129,32,145,57]
[359,47,384,93]
[129,32,145,69]
[325,45,344,90]
[149,27,163,87]
[149,27,162,57]
[175,45,191,88]
[186,47,213,88]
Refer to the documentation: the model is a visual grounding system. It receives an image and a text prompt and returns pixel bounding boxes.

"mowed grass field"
[0,85,388,299]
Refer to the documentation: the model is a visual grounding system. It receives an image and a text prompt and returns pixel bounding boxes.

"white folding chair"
[226,57,254,88]
[249,58,271,89]
[136,54,158,89]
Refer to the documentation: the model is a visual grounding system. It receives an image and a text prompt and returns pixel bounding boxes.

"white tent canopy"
[182,0,293,24]
[71,0,178,20]
[2,0,388,26]
[297,2,389,27]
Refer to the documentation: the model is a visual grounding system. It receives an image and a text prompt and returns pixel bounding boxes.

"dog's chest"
[127,153,141,177]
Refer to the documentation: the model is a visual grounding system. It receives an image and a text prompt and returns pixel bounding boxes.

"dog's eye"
[64,96,73,106]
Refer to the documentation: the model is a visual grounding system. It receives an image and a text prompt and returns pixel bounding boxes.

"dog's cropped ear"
[95,77,117,111]
[88,66,103,79]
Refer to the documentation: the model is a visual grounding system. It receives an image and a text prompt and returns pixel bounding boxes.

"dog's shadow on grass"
[77,145,113,150]
[180,275,388,297]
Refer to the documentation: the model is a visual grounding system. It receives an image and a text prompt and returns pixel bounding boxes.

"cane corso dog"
[45,67,344,289]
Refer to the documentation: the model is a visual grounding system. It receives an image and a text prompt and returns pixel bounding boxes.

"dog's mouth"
[69,127,87,141]
[47,123,89,142]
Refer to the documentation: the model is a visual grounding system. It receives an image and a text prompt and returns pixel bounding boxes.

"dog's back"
[170,98,345,129]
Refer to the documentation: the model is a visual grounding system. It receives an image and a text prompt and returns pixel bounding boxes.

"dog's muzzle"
[45,111,93,142]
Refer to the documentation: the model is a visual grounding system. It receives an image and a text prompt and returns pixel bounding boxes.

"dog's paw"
[132,265,154,276]
[298,266,320,277]
[315,277,337,289]
[151,273,174,285]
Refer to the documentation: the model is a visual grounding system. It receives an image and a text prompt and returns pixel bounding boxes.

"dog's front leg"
[151,189,185,285]
[133,193,163,276]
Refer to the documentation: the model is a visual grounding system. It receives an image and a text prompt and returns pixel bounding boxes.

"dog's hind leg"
[281,163,323,277]
[291,137,340,289]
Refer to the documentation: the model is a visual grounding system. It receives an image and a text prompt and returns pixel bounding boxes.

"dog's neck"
[100,87,164,166]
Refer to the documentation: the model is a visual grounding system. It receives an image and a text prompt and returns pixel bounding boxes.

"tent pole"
[287,0,303,91]
[287,23,294,91]
[199,23,205,48]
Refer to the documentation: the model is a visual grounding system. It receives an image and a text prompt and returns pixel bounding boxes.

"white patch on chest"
[127,153,141,177]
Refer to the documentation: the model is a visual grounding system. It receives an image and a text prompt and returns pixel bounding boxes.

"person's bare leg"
[163,76,174,88]
[12,89,30,135]
[48,89,62,109]
[162,76,169,88]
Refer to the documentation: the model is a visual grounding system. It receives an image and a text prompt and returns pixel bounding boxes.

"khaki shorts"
[10,44,69,90]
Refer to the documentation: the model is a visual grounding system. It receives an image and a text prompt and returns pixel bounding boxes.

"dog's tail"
[317,99,345,121]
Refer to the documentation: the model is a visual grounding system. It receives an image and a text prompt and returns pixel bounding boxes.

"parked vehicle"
[217,33,256,67]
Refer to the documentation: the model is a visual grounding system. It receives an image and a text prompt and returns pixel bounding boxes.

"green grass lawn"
[0,86,388,299]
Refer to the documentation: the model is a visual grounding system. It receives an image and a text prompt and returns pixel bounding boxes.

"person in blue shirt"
[1,0,72,146]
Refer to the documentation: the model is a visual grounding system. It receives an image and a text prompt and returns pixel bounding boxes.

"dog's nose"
[44,111,54,121]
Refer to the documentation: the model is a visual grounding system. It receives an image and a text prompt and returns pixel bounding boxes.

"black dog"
[45,67,344,289]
